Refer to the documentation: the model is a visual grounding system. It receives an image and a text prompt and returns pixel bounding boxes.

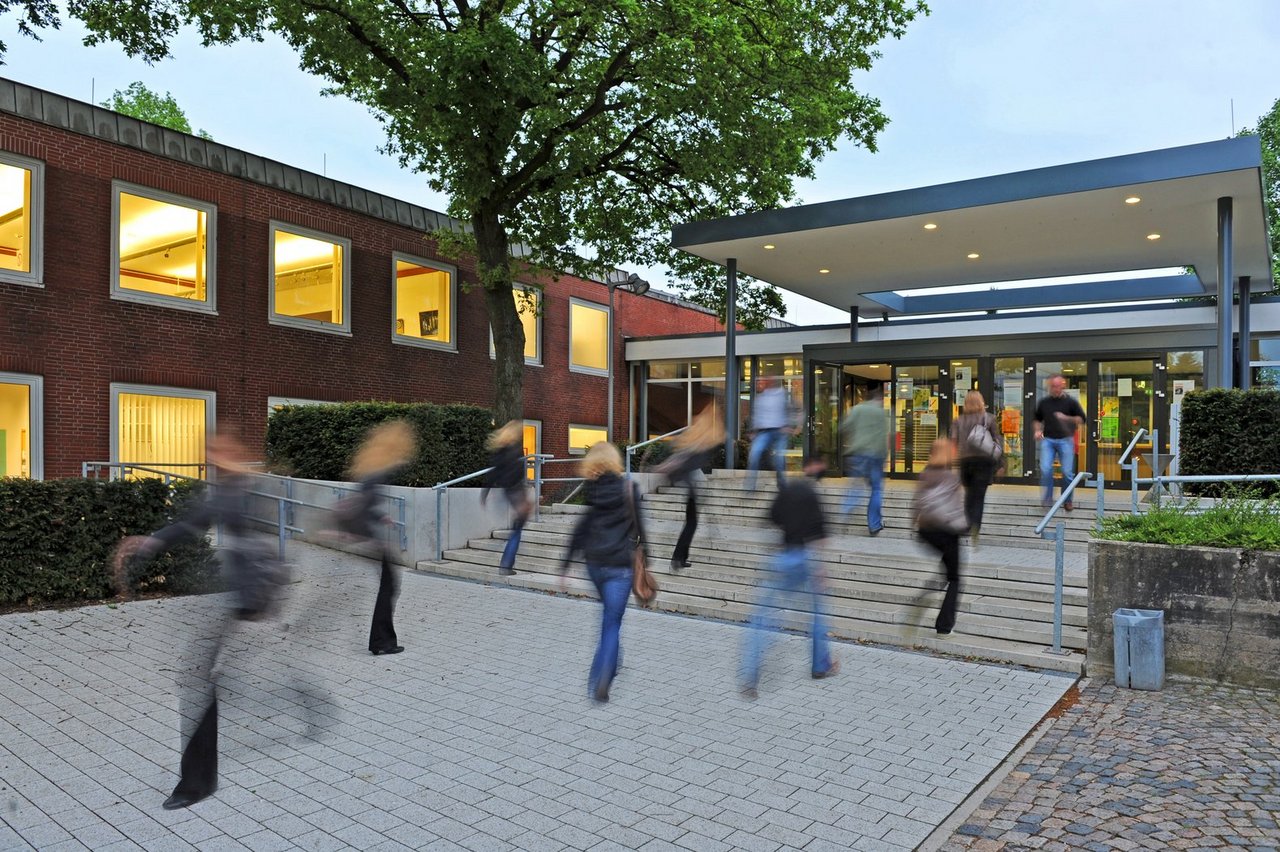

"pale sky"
[6,1,1279,325]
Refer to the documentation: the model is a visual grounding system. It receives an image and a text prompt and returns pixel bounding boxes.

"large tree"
[100,80,213,138]
[1241,97,1279,287]
[10,0,925,425]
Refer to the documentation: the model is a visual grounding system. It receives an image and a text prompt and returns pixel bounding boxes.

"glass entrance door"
[891,364,942,474]
[1032,361,1088,491]
[811,362,843,470]
[1095,359,1156,485]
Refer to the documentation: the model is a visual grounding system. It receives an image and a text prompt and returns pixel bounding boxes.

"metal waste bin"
[1113,608,1165,690]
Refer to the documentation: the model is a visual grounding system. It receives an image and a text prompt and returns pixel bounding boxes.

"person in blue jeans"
[481,420,531,576]
[745,376,795,489]
[840,382,890,535]
[740,456,839,698]
[1032,374,1086,509]
[561,442,647,703]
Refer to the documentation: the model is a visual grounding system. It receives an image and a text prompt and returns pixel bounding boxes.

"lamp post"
[608,272,650,443]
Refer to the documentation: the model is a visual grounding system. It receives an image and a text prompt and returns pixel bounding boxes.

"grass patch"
[1095,496,1280,551]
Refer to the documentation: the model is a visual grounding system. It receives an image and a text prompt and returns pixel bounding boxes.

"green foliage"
[1096,496,1280,551]
[0,1,57,59]
[265,401,492,487]
[0,478,217,609]
[47,0,927,421]
[100,80,213,138]
[1179,388,1280,496]
[1239,97,1280,286]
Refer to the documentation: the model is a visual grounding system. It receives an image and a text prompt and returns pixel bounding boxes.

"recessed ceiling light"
[763,244,776,250]
[1146,233,1161,241]
[1125,196,1141,205]
[819,268,830,274]
[967,252,980,259]
[923,223,938,230]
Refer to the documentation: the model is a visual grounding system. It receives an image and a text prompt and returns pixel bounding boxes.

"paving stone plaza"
[0,542,1276,850]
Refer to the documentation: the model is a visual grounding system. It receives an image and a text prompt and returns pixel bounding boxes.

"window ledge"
[269,316,353,337]
[569,365,610,377]
[0,274,44,289]
[393,334,458,353]
[112,290,218,315]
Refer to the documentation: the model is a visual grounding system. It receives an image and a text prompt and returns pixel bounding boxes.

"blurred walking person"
[840,381,890,536]
[739,456,839,699]
[912,439,967,637]
[949,390,1002,546]
[745,376,795,489]
[560,442,647,703]
[113,435,288,810]
[657,405,724,571]
[335,419,417,656]
[482,420,532,576]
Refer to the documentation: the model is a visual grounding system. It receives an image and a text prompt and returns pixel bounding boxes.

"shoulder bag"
[625,482,659,605]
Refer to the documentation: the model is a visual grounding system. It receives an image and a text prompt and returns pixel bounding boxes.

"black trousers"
[369,550,400,652]
[172,696,219,799]
[958,456,996,531]
[918,526,961,634]
[673,484,699,564]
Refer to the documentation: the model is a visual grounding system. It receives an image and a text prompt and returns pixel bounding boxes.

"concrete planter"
[1088,539,1280,689]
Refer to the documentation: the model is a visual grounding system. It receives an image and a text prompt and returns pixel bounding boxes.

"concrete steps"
[417,473,1095,675]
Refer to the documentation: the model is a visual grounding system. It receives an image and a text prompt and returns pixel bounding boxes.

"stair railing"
[1034,470,1096,657]
[625,427,687,475]
[432,464,496,562]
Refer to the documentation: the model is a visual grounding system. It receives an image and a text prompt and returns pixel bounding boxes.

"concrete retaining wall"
[1088,540,1280,689]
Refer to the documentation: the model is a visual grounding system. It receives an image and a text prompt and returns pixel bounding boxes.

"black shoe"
[499,566,517,576]
[868,527,883,537]
[1063,501,1074,512]
[936,630,953,638]
[811,658,840,679]
[592,682,610,703]
[739,683,758,700]
[671,558,690,571]
[163,789,213,810]
[370,646,405,656]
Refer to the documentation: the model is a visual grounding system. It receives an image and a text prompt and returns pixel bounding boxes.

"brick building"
[0,79,723,480]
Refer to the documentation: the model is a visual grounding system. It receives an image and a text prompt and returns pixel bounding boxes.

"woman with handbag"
[949,390,1003,546]
[560,442,649,703]
[912,438,968,637]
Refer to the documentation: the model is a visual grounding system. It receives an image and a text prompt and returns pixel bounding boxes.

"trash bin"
[1113,608,1165,690]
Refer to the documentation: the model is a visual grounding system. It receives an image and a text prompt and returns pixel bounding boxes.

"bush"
[1095,496,1280,550]
[1180,388,1280,496]
[0,478,217,609]
[265,402,493,487]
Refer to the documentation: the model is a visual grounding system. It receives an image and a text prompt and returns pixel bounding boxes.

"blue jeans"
[587,565,632,698]
[740,546,832,687]
[746,429,789,489]
[1039,436,1076,504]
[842,454,885,532]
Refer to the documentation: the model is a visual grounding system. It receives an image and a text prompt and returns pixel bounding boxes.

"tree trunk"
[473,211,525,426]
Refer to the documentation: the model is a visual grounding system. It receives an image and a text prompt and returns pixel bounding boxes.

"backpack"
[967,416,1002,460]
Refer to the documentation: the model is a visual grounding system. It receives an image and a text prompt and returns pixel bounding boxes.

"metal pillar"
[724,258,738,469]
[849,307,858,342]
[1239,275,1252,390]
[1217,196,1234,389]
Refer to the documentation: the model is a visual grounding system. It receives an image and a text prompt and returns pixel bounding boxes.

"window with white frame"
[0,372,42,479]
[111,383,216,480]
[269,221,351,334]
[569,298,609,375]
[568,424,607,455]
[0,151,43,287]
[491,286,542,364]
[393,254,456,349]
[112,182,216,312]
[522,419,541,480]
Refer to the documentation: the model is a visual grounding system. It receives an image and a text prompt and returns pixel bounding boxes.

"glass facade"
[114,185,213,308]
[394,256,453,347]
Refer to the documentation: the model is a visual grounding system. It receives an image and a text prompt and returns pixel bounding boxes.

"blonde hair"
[206,433,254,475]
[487,419,523,451]
[674,405,725,451]
[963,389,986,415]
[580,441,623,480]
[928,437,955,467]
[349,419,417,479]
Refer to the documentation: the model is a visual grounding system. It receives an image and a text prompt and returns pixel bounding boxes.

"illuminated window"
[523,420,541,480]
[270,222,350,334]
[111,384,215,480]
[112,183,216,311]
[0,152,43,287]
[393,254,455,349]
[568,424,607,455]
[570,299,609,375]
[491,286,542,364]
[0,373,42,479]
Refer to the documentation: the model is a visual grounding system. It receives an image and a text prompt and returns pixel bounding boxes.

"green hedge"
[1180,388,1280,496]
[265,402,493,487]
[0,478,217,609]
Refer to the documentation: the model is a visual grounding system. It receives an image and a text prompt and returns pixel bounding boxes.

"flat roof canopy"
[672,137,1272,318]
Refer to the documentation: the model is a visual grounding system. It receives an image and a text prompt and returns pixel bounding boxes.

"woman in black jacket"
[658,405,724,571]
[481,420,531,576]
[561,442,646,703]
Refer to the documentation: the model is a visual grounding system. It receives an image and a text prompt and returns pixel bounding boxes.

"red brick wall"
[0,115,724,478]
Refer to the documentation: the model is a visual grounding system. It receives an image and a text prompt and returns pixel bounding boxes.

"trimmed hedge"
[265,402,492,487]
[1180,388,1280,496]
[0,478,217,609]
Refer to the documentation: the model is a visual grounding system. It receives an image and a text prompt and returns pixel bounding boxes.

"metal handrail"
[249,470,409,553]
[1034,471,1095,535]
[625,427,688,474]
[82,461,208,484]
[1033,469,1096,658]
[431,456,549,562]
[1115,427,1149,468]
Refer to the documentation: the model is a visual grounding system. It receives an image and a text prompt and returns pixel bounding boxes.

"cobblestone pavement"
[0,541,1073,851]
[938,679,1280,851]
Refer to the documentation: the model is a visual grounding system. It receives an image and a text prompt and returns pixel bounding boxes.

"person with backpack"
[949,389,1003,546]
